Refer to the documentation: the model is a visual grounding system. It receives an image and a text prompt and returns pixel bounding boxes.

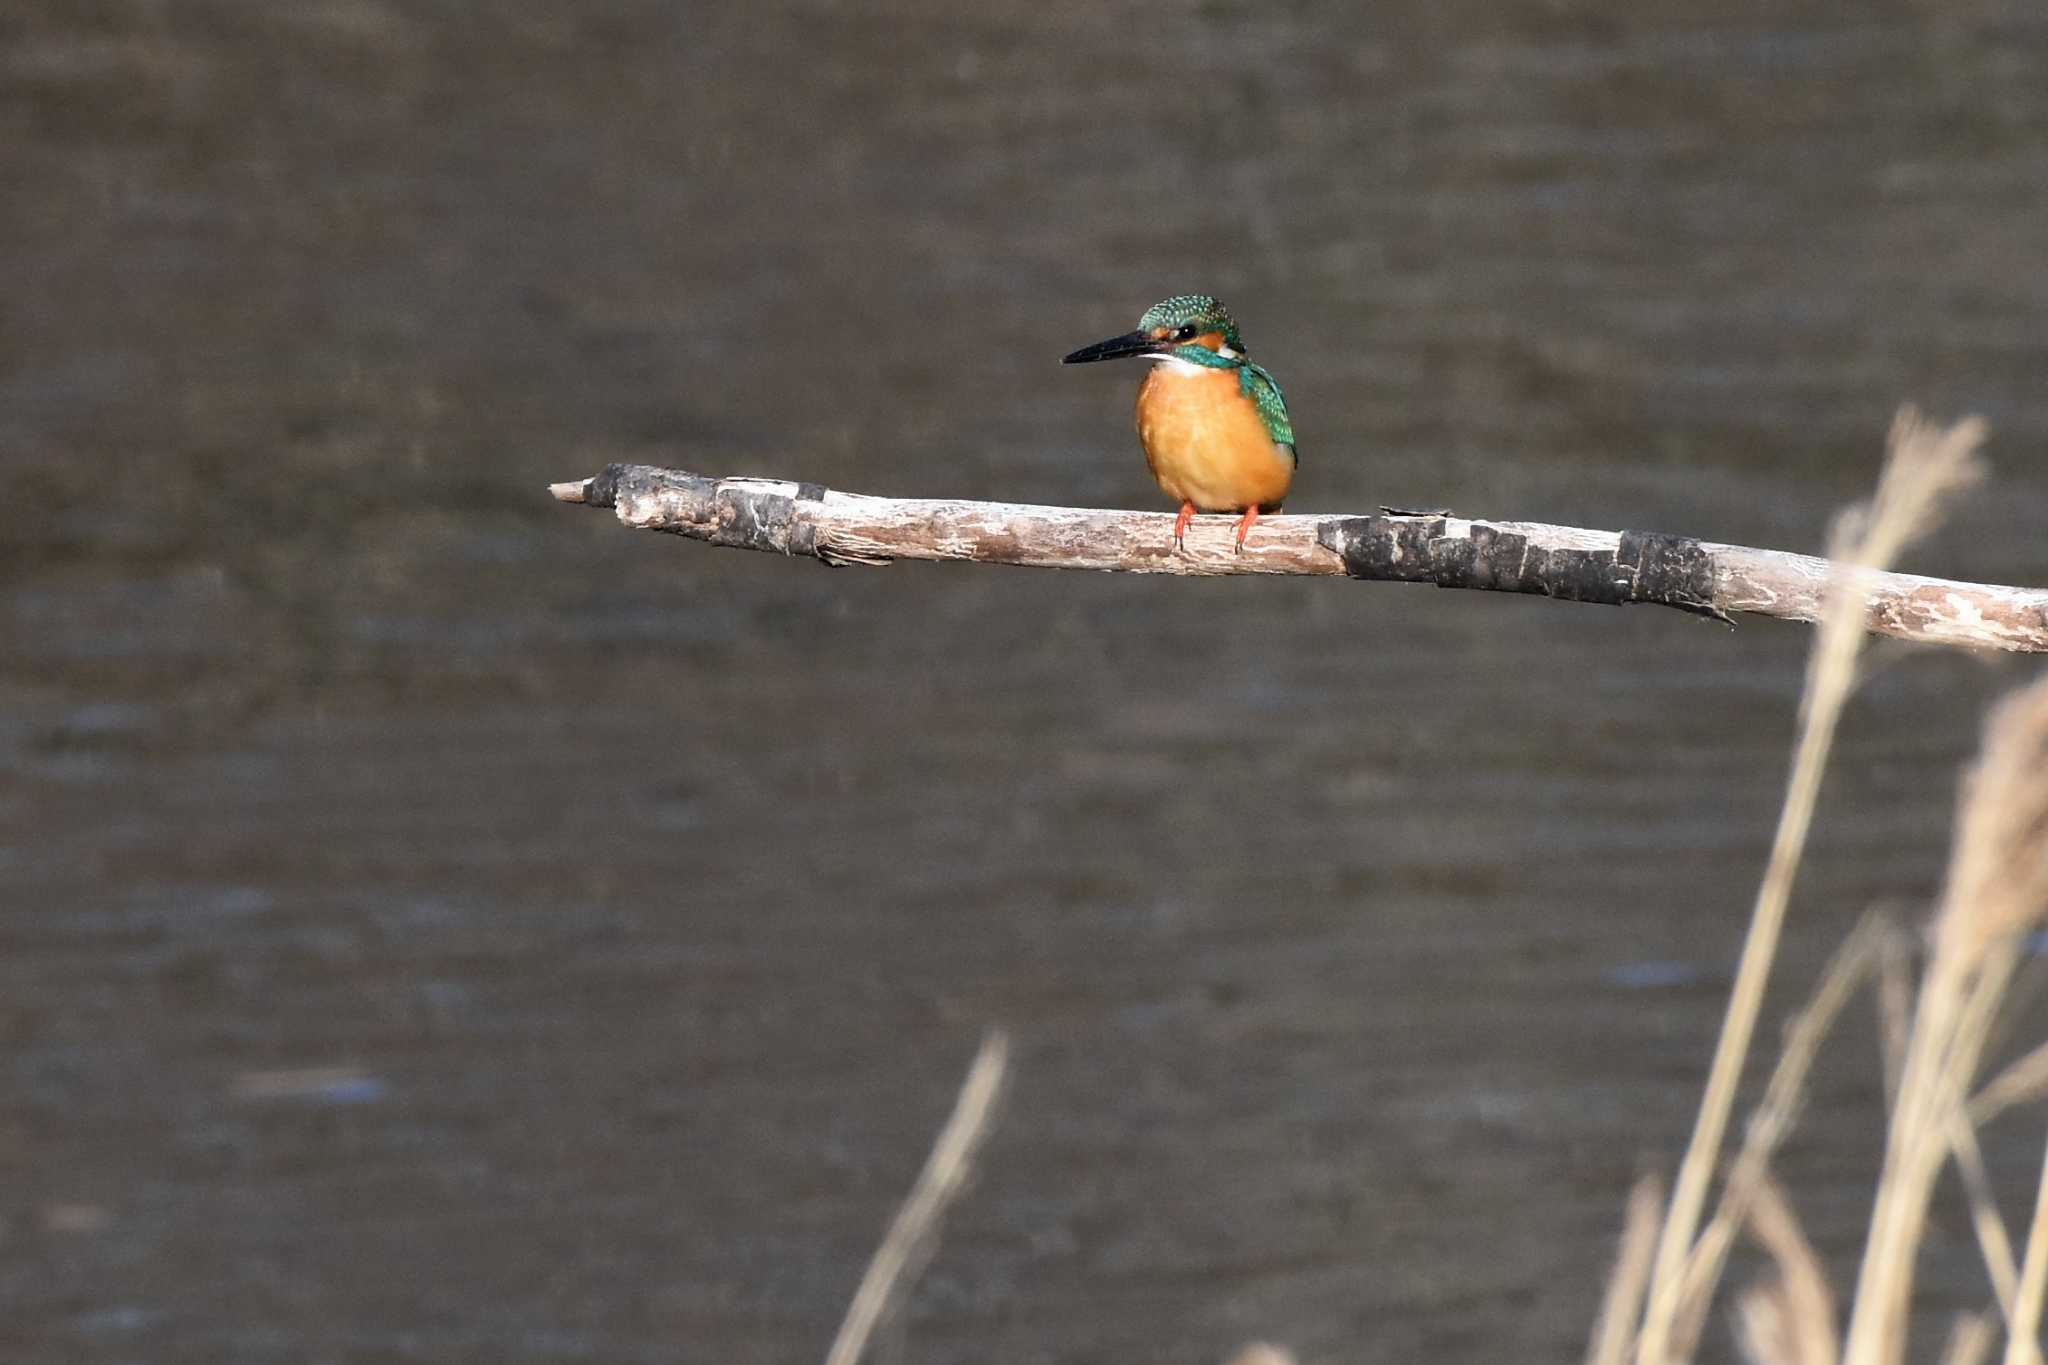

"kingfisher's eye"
[1174,324,1199,341]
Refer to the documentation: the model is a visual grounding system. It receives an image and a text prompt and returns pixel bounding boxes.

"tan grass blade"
[1933,681,2048,970]
[1973,1041,2048,1129]
[1665,916,1889,1357]
[1733,1177,1837,1365]
[1589,1174,1666,1365]
[1844,675,2048,1365]
[1943,1314,2000,1365]
[822,1031,1009,1365]
[1636,409,1987,1365]
[1951,1114,2022,1320]
[1998,1131,2048,1365]
[1221,1346,1300,1365]
[1878,917,1914,1108]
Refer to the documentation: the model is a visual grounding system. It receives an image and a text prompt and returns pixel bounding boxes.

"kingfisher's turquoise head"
[1061,293,1248,366]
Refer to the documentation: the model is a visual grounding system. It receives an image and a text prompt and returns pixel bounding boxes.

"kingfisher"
[1062,294,1296,552]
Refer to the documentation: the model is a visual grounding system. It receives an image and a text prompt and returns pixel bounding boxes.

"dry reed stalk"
[2001,1133,2048,1365]
[1972,1043,2048,1129]
[822,1031,1009,1365]
[1842,675,2048,1365]
[1951,1115,2023,1319]
[1879,925,1915,1109]
[1589,1175,1667,1365]
[1221,1345,1300,1365]
[1885,923,2025,1324]
[1944,1315,2000,1365]
[1636,409,1987,1365]
[1665,916,1891,1358]
[1735,1176,1839,1365]
[1674,917,2019,1341]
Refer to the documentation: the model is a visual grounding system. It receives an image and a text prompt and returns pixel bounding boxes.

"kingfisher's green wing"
[1161,344,1297,450]
[1238,361,1295,449]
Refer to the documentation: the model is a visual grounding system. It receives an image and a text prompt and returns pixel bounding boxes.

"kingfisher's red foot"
[1233,505,1261,553]
[1172,500,1196,551]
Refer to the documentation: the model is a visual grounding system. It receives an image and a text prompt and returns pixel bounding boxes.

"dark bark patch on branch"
[713,486,798,554]
[584,463,627,508]
[1442,523,1536,593]
[1534,546,1628,603]
[1320,518,1731,622]
[1325,514,1448,581]
[787,483,827,558]
[1618,530,1728,621]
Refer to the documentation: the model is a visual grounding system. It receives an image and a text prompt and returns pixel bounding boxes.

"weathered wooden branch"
[549,463,2048,654]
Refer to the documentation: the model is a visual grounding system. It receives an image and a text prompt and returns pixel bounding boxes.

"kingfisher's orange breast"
[1135,363,1293,513]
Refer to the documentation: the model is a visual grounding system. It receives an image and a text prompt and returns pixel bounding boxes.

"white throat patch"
[1143,341,1239,378]
[1142,354,1211,377]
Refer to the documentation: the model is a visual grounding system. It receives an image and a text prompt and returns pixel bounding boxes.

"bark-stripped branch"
[548,463,2048,654]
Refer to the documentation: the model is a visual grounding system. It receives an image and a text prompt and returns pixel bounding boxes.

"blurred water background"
[5,2,2048,1361]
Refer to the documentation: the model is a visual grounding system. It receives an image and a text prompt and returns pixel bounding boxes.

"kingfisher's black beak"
[1061,329,1160,365]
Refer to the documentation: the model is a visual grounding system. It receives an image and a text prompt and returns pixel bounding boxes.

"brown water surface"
[5,3,2048,1361]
